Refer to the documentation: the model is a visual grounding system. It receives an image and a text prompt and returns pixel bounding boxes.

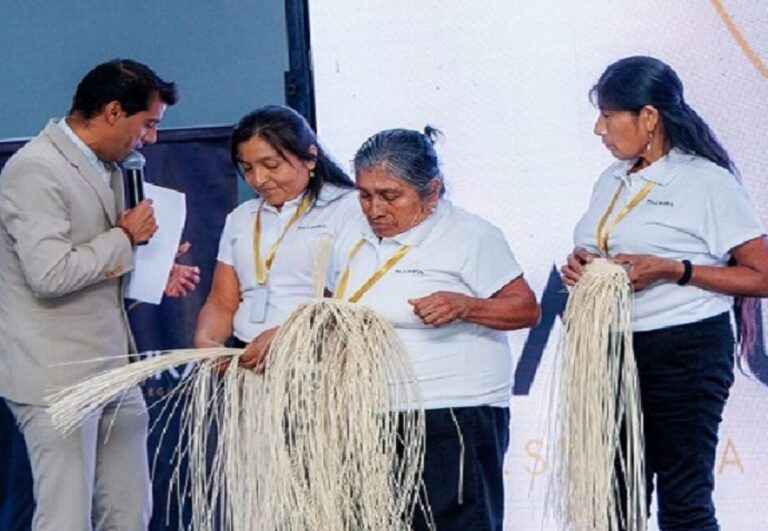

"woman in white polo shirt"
[561,56,768,531]
[194,105,358,367]
[329,127,540,531]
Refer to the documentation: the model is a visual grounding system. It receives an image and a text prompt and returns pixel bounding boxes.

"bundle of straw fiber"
[47,298,425,531]
[547,258,646,531]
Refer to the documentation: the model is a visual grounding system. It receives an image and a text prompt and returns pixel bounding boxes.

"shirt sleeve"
[702,175,766,258]
[327,190,362,237]
[325,220,361,294]
[325,246,341,294]
[460,223,524,298]
[573,166,618,251]
[216,210,237,266]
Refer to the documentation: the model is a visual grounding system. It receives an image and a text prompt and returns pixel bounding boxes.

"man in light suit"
[0,59,197,530]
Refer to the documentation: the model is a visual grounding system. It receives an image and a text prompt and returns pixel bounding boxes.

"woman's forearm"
[462,293,541,331]
[194,302,235,347]
[688,264,768,298]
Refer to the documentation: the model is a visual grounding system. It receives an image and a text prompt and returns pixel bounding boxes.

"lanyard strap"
[335,238,412,303]
[595,180,656,255]
[253,193,312,285]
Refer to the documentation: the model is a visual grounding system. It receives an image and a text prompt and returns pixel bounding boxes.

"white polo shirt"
[574,148,765,332]
[328,200,524,410]
[217,184,359,341]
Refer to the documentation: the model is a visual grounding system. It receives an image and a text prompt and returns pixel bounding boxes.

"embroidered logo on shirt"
[646,199,674,207]
[297,224,328,230]
[395,269,425,275]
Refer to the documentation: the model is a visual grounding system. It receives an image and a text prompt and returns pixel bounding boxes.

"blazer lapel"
[42,120,118,224]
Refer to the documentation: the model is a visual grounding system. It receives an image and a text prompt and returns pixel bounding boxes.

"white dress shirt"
[57,118,114,185]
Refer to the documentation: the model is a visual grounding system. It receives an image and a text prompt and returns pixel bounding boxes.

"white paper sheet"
[125,183,186,304]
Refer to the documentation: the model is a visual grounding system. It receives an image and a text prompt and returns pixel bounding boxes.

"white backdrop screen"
[309,2,768,529]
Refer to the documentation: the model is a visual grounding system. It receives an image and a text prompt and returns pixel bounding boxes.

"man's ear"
[103,101,124,125]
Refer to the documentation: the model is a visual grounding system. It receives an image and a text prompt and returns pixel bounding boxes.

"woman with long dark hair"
[194,105,358,367]
[562,56,768,530]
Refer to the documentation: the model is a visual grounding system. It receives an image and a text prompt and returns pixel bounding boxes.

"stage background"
[1,1,766,529]
[308,1,768,529]
[0,2,291,529]
[0,1,287,139]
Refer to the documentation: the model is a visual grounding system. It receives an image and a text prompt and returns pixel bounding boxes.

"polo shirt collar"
[316,183,351,206]
[360,199,447,247]
[611,147,693,186]
[250,190,307,214]
[248,184,353,214]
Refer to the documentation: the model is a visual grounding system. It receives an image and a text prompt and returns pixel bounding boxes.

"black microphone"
[123,151,146,209]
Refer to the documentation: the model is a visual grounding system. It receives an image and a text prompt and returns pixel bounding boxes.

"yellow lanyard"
[334,238,412,303]
[595,180,656,255]
[253,193,312,285]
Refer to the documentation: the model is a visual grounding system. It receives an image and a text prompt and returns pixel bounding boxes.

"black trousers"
[0,399,34,530]
[411,406,510,531]
[633,312,734,531]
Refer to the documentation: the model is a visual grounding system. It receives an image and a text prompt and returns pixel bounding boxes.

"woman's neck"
[629,132,668,174]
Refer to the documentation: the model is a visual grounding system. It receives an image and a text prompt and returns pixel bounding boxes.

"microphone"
[123,151,146,209]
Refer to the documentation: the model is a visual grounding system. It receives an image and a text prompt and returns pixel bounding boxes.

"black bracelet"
[677,259,693,286]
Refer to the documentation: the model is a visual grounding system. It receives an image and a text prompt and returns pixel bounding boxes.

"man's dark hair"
[70,59,178,119]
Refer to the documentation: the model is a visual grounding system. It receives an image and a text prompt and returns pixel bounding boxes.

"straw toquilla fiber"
[548,258,646,531]
[47,298,425,531]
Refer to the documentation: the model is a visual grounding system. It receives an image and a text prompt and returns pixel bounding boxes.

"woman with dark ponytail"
[195,105,358,367]
[562,56,768,530]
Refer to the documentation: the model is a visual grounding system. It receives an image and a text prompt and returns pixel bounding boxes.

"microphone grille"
[123,151,146,170]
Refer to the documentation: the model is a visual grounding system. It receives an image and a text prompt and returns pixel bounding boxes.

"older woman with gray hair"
[328,127,540,530]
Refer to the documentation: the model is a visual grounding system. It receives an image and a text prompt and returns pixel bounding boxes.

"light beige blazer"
[0,120,136,405]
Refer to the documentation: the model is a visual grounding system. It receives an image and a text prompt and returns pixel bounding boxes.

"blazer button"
[105,267,123,278]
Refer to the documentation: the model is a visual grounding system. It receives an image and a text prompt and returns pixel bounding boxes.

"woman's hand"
[561,247,598,286]
[612,253,683,291]
[409,291,470,327]
[239,327,279,371]
[164,242,201,298]
[409,277,539,330]
[195,338,232,375]
[214,356,233,375]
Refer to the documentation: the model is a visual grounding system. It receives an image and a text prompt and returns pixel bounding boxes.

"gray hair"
[353,127,444,197]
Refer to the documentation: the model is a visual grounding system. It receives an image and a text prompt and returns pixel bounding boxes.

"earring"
[645,132,653,153]
[309,169,315,179]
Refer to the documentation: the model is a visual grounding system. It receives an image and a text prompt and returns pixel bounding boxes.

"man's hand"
[164,242,201,297]
[116,199,157,245]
